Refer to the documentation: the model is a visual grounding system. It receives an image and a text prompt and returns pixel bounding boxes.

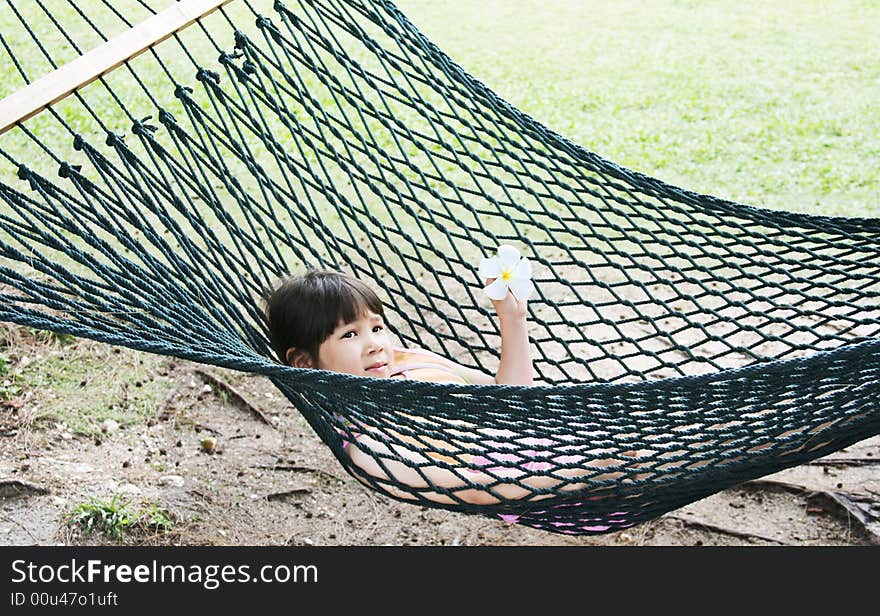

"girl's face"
[314,310,393,378]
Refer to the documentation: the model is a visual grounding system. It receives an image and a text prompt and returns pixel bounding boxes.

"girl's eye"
[341,330,356,339]
[373,325,384,332]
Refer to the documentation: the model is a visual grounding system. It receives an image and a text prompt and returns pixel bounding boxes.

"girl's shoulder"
[391,346,472,384]
[392,345,455,365]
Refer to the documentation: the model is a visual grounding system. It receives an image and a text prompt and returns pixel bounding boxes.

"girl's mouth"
[366,362,387,373]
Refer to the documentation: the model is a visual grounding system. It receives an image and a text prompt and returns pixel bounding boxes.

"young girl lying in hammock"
[263,266,641,508]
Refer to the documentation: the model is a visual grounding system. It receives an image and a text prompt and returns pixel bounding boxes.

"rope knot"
[17,164,34,186]
[72,134,84,151]
[58,162,82,179]
[218,51,241,66]
[255,15,272,30]
[174,84,194,99]
[132,116,158,136]
[255,15,282,42]
[242,60,256,76]
[157,109,176,126]
[196,68,221,84]
[105,132,125,147]
[233,30,249,49]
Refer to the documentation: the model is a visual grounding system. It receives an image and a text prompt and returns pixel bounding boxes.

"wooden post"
[0,0,233,135]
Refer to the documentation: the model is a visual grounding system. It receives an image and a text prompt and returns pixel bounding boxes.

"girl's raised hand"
[478,246,536,386]
[484,278,528,321]
[478,245,534,320]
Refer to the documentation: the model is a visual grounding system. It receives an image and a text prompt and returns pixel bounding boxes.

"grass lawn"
[392,0,879,218]
[2,0,877,217]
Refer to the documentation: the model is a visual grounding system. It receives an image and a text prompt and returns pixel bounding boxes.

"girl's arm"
[494,306,532,385]
[489,281,533,385]
[436,284,533,386]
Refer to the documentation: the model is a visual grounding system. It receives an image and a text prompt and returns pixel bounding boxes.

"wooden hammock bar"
[0,0,233,135]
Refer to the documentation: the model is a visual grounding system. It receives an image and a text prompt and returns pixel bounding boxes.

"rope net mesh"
[0,0,878,534]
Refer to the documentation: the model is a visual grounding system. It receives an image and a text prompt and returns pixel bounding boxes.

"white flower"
[478,244,534,302]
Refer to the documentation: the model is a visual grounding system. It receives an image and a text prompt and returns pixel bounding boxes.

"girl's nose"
[367,333,384,352]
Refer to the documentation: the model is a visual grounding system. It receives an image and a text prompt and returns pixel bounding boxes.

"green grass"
[65,494,174,541]
[0,353,21,401]
[2,0,876,218]
[17,336,172,436]
[393,0,879,217]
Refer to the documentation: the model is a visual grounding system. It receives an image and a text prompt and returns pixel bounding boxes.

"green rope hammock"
[0,0,878,535]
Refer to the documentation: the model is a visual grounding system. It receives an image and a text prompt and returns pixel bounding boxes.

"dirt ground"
[0,331,878,547]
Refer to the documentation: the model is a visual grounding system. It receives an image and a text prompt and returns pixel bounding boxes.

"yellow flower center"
[500,269,513,282]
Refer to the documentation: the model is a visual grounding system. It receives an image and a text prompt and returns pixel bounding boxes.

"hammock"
[0,0,878,536]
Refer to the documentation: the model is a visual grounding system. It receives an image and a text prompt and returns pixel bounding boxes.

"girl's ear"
[285,348,314,369]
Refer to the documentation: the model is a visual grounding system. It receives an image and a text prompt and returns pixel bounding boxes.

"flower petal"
[484,277,510,300]
[478,256,501,279]
[497,244,521,268]
[508,278,534,302]
[513,256,532,280]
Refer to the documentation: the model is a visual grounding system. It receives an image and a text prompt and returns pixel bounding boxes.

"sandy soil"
[1,335,878,547]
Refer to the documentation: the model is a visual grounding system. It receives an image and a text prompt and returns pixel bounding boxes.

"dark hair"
[263,269,385,364]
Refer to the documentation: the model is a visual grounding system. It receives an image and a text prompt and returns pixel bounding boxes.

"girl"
[264,269,635,507]
[263,268,533,386]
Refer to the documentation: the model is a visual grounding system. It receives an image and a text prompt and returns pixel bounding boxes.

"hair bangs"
[263,269,385,364]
